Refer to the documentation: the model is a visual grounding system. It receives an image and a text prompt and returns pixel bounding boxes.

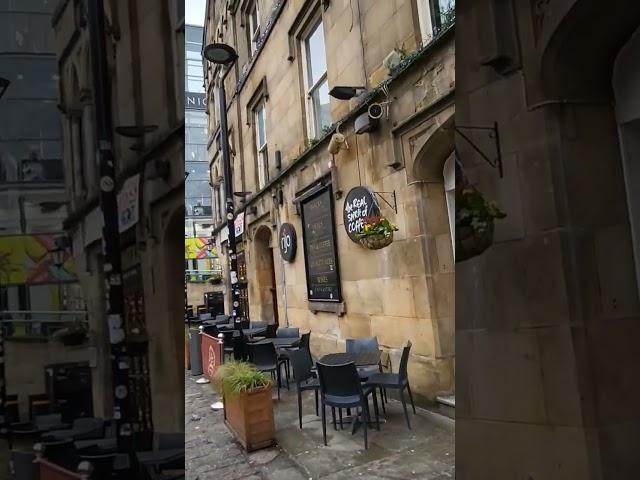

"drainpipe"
[274,198,289,327]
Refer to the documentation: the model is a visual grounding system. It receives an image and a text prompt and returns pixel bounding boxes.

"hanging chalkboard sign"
[343,186,381,242]
[279,223,297,262]
[301,187,342,302]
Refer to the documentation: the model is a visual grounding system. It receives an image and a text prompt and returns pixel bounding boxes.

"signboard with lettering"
[117,174,140,233]
[185,92,206,110]
[279,223,297,262]
[301,187,341,302]
[343,186,380,242]
[234,212,245,237]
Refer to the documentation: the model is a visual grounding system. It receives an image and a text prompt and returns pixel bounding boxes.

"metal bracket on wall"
[373,191,397,214]
[454,121,503,178]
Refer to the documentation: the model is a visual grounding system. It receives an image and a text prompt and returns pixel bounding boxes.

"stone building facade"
[52,0,185,434]
[204,0,455,402]
[456,1,640,478]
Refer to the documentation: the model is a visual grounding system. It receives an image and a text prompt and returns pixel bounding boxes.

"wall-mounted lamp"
[329,86,366,100]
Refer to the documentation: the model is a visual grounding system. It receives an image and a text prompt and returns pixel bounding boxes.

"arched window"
[443,152,455,256]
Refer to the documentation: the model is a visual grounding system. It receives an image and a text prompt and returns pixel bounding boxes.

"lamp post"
[203,43,242,326]
[0,77,9,446]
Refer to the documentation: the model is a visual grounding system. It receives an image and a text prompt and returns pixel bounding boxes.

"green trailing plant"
[307,137,319,147]
[356,215,399,239]
[320,125,334,137]
[213,361,271,398]
[455,186,506,233]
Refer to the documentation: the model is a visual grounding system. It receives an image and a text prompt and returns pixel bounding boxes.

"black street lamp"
[203,43,243,326]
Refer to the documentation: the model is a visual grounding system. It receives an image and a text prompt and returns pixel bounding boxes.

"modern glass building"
[0,1,81,315]
[185,24,217,281]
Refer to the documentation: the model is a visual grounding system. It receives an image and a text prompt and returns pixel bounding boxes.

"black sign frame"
[300,185,342,303]
[279,223,297,262]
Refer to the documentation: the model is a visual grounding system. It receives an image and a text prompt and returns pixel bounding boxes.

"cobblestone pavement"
[185,372,310,480]
[186,369,454,480]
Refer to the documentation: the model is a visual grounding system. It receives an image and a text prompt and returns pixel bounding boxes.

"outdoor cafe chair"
[247,342,287,399]
[288,349,320,429]
[346,336,387,411]
[9,450,38,480]
[365,340,416,429]
[275,328,301,383]
[264,323,278,338]
[316,361,380,450]
[250,320,267,329]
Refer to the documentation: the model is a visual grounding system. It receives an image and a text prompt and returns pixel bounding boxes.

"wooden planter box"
[223,386,274,452]
[38,459,83,480]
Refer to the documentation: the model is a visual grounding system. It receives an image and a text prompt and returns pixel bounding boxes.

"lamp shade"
[203,43,238,65]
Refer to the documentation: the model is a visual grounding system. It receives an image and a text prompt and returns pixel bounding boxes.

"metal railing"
[185,269,223,284]
[0,310,88,340]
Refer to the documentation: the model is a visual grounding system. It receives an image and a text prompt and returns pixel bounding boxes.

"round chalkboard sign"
[279,223,297,262]
[343,187,381,242]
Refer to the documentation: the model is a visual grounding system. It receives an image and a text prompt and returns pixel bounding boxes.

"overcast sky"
[186,0,206,26]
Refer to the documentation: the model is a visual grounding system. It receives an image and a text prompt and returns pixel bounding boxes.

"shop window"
[254,101,268,189]
[302,17,331,139]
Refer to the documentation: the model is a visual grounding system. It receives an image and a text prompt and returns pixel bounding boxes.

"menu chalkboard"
[301,187,341,302]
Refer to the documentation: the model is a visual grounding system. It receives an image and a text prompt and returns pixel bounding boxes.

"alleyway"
[185,371,454,479]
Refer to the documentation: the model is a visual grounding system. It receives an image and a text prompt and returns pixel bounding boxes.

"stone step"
[436,394,455,419]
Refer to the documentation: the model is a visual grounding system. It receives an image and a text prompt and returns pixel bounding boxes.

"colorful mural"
[185,237,217,259]
[0,235,76,285]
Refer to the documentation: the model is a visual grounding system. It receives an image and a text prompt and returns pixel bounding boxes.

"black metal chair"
[247,342,286,399]
[265,324,278,338]
[36,438,79,471]
[288,349,320,429]
[250,320,267,329]
[9,450,38,480]
[346,336,386,411]
[28,393,51,419]
[276,327,299,338]
[365,340,416,429]
[316,361,380,449]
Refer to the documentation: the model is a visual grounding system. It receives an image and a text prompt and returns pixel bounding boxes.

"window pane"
[251,5,259,32]
[306,21,326,86]
[255,105,266,147]
[185,162,209,180]
[185,110,207,126]
[312,79,331,134]
[186,49,201,60]
[186,26,203,43]
[258,150,267,189]
[187,77,204,93]
[187,126,207,144]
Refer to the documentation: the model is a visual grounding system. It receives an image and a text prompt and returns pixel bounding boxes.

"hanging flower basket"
[456,184,506,263]
[456,222,495,262]
[356,216,398,250]
[359,232,394,250]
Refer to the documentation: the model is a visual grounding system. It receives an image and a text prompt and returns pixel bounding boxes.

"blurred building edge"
[52,0,185,434]
[0,1,89,421]
[456,1,640,478]
[205,0,456,405]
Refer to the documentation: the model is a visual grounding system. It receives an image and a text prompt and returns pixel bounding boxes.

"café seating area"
[7,404,185,479]
[189,310,419,452]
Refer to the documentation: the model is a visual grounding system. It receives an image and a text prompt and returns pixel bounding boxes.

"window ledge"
[308,301,346,316]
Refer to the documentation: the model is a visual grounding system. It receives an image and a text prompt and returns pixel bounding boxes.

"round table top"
[319,351,381,367]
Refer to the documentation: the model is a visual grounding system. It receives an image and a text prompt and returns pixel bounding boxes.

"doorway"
[254,226,279,325]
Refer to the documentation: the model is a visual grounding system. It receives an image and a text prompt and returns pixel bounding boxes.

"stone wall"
[207,0,455,401]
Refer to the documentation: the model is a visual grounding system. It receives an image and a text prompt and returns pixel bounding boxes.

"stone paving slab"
[185,370,455,479]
